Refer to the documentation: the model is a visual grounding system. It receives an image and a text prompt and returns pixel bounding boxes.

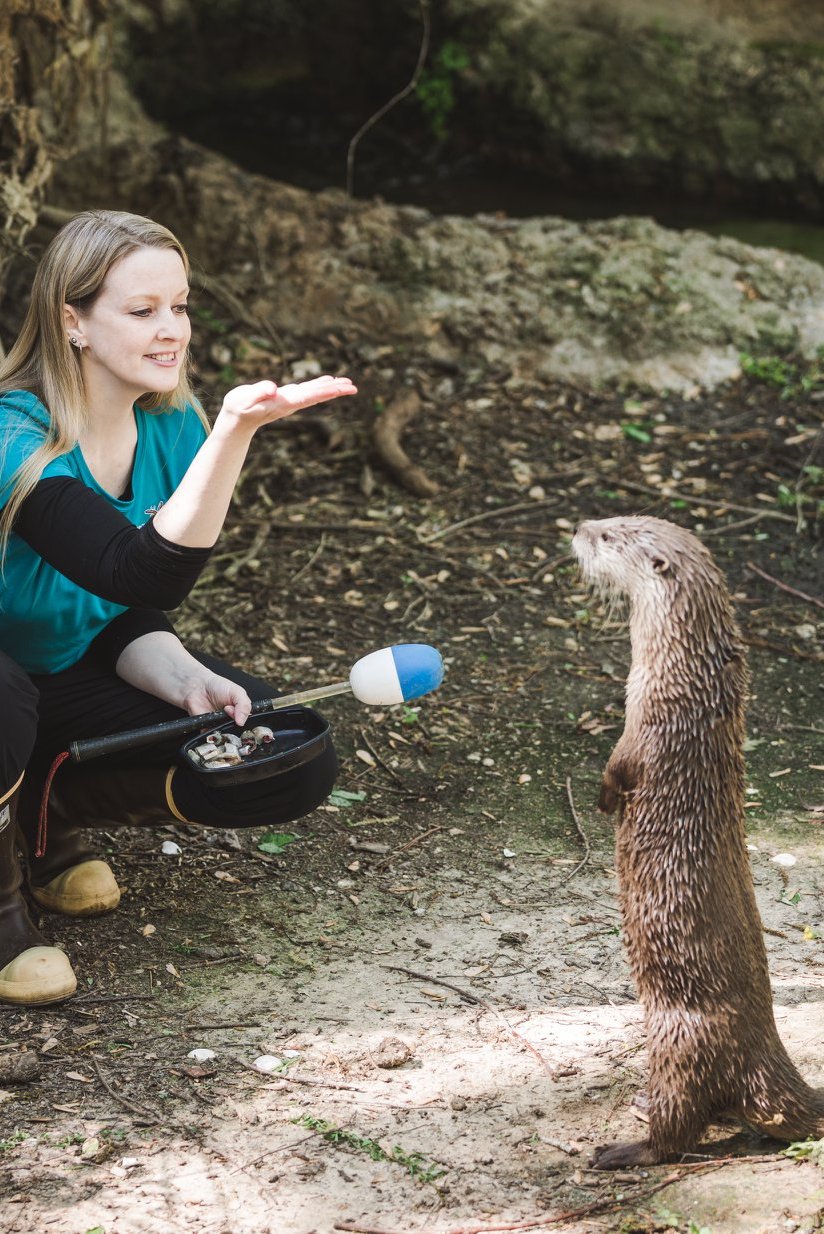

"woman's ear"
[63,304,84,347]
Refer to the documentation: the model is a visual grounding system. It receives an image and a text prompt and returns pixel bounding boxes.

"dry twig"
[746,560,824,610]
[560,777,592,884]
[90,1054,161,1125]
[346,0,431,198]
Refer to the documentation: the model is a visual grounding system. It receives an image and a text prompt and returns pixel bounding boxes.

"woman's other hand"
[116,632,254,727]
[180,671,254,728]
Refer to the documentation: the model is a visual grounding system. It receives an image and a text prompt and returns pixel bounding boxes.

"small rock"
[370,1037,414,1069]
[161,840,182,856]
[450,1094,468,1111]
[793,624,817,642]
[498,931,529,946]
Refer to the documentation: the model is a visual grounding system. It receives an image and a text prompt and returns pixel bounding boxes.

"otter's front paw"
[598,774,622,815]
[589,1139,659,1170]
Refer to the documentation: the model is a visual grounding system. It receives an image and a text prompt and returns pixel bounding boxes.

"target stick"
[68,644,444,764]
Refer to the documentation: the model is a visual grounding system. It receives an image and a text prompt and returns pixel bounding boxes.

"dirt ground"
[0,315,822,1234]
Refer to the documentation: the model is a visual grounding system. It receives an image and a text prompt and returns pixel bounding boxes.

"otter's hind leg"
[590,1011,718,1170]
[590,1084,710,1170]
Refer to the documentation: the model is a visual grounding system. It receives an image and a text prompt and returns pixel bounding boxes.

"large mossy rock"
[52,133,824,393]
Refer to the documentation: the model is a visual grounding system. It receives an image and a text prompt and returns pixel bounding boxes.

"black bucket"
[178,706,331,787]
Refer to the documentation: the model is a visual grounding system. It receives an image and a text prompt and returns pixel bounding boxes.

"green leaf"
[257,832,298,855]
[783,1136,824,1164]
[328,789,367,808]
[622,423,652,443]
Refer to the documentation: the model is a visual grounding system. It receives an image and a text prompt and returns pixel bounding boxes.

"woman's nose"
[156,309,187,339]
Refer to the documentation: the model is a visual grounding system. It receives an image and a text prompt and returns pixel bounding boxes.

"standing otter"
[572,515,824,1169]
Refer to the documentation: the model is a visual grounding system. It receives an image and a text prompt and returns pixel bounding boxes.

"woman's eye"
[131,308,152,318]
[174,304,189,314]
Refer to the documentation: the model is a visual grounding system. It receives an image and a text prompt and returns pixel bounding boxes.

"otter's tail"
[736,1047,824,1143]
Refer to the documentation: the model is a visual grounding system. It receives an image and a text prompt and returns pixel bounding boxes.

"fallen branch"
[334,1155,780,1234]
[606,479,797,523]
[372,390,440,498]
[384,966,557,1080]
[420,498,563,544]
[373,824,442,870]
[746,560,824,610]
[90,1054,160,1125]
[560,777,591,884]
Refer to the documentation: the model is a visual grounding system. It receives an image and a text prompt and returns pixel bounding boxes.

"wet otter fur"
[572,515,824,1169]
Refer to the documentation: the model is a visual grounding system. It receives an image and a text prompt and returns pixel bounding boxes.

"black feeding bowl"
[178,707,331,786]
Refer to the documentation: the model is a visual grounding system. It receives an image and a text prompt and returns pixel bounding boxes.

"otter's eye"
[600,531,612,543]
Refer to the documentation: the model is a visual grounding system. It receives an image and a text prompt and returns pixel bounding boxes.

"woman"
[0,209,356,1006]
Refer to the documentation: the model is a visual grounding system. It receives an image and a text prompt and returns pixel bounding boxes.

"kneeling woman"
[0,209,357,1005]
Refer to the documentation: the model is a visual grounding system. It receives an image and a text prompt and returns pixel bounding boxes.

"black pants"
[0,647,337,830]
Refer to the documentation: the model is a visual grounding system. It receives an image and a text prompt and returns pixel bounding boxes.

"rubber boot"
[18,770,121,918]
[0,774,77,1005]
[21,760,187,918]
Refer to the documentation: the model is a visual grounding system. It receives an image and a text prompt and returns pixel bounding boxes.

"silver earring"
[69,336,81,349]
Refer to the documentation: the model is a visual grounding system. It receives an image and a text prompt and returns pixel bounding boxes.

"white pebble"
[161,841,182,856]
[253,1054,282,1073]
[772,853,797,868]
[503,848,516,858]
[187,1048,216,1062]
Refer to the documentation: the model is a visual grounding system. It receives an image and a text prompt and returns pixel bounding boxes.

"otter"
[572,515,824,1169]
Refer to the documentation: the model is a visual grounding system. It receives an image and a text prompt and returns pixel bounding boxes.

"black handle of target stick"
[68,698,282,764]
[68,678,353,763]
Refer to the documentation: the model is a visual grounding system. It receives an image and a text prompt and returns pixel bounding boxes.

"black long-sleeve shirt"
[15,476,213,667]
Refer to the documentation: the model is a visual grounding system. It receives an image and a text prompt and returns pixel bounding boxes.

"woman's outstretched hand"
[219,376,357,431]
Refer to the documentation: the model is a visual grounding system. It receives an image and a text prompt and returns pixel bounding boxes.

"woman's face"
[67,246,192,402]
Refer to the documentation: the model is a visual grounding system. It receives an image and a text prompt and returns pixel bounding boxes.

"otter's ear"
[651,556,671,575]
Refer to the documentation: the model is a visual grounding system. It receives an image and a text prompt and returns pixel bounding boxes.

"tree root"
[372,389,440,498]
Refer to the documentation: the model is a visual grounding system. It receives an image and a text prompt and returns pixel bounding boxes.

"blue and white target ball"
[348,644,444,706]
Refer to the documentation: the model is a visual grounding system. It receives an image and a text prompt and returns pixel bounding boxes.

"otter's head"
[572,515,728,625]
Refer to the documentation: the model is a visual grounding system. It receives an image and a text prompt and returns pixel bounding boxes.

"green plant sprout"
[293,1114,447,1182]
[416,41,469,140]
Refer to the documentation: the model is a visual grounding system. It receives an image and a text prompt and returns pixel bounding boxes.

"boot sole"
[31,886,121,917]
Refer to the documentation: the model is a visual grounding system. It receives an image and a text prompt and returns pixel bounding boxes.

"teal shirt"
[0,390,207,674]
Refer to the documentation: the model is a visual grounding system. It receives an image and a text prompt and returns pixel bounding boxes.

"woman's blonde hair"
[0,209,208,549]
